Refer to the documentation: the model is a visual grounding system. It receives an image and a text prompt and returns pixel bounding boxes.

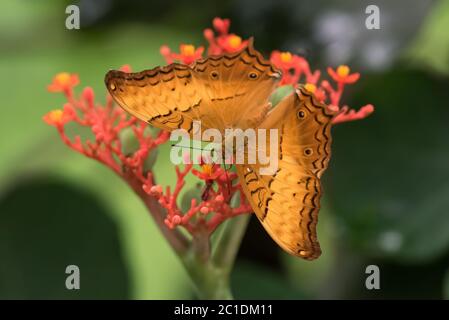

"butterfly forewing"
[191,41,280,129]
[105,39,280,137]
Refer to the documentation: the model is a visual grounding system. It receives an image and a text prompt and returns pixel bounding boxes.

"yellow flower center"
[228,35,242,48]
[49,109,63,123]
[304,83,316,93]
[202,164,213,175]
[337,65,350,77]
[181,44,195,56]
[280,52,292,63]
[55,72,71,85]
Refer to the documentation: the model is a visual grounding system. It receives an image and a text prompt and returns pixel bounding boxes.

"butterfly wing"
[236,87,335,260]
[105,39,281,135]
[105,63,208,134]
[191,39,281,129]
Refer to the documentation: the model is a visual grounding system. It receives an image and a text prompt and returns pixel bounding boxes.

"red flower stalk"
[47,72,79,97]
[327,65,360,84]
[270,51,321,85]
[319,65,374,123]
[43,71,169,178]
[332,104,374,124]
[204,18,249,55]
[270,50,373,123]
[160,44,204,65]
[146,162,251,235]
[43,107,72,128]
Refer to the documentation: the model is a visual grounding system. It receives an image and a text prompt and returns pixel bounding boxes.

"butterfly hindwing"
[236,87,335,260]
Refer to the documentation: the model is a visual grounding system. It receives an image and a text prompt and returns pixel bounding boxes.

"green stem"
[212,214,251,271]
[184,257,234,300]
[182,214,251,299]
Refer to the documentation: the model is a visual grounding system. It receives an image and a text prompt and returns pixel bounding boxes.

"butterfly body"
[105,40,336,260]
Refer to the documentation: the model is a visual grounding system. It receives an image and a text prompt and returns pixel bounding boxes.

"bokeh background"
[1,0,449,299]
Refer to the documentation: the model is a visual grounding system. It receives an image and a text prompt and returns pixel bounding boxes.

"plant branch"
[124,168,189,256]
[212,214,251,271]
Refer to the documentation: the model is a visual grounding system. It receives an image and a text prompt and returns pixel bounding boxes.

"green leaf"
[398,183,449,261]
[328,67,449,262]
[269,85,294,107]
[0,178,129,299]
[119,127,140,156]
[407,0,449,75]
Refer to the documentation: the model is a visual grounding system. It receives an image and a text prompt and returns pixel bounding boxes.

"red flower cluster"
[161,17,250,65]
[270,51,321,85]
[147,162,251,235]
[204,17,249,55]
[269,54,373,123]
[43,70,169,180]
[160,44,204,65]
[47,72,79,95]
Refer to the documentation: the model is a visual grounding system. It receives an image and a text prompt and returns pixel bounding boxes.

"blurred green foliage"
[0,0,448,299]
[0,178,129,299]
[408,0,449,75]
[331,68,449,262]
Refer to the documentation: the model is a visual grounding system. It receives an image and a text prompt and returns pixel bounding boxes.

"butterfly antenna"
[171,144,207,152]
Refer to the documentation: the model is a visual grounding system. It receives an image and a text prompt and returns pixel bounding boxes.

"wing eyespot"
[109,83,116,91]
[210,71,219,80]
[304,148,313,156]
[297,109,307,119]
[248,72,259,80]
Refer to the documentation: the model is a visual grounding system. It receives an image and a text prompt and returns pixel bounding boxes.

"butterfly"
[105,39,336,260]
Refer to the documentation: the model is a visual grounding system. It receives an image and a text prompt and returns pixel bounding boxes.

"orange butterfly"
[105,39,336,260]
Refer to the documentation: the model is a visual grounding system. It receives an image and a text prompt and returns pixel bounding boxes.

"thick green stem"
[184,257,234,300]
[181,214,251,299]
[212,214,251,271]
